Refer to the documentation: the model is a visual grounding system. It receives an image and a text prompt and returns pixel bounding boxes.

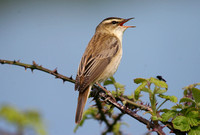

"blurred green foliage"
[0,105,46,135]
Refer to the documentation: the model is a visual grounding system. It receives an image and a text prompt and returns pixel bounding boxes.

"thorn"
[52,68,58,74]
[62,79,66,83]
[32,61,37,66]
[31,68,34,73]
[0,60,4,64]
[24,67,27,71]
[13,60,16,63]
[69,75,73,80]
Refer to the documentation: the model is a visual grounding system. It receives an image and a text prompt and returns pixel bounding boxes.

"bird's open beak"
[119,18,136,28]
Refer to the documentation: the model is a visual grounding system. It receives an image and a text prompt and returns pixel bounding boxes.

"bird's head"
[96,17,135,35]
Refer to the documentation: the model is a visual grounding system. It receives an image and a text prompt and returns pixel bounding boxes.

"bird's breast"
[97,48,122,82]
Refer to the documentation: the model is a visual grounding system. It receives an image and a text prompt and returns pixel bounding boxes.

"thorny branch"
[0,59,75,83]
[0,59,165,134]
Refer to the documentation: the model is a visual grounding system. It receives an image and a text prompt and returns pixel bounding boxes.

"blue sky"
[0,1,200,135]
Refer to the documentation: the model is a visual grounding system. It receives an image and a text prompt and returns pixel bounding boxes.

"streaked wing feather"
[75,35,120,93]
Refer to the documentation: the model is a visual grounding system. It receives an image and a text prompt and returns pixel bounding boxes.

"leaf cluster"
[161,84,200,134]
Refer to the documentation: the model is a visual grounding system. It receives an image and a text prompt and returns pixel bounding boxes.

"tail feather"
[75,86,91,124]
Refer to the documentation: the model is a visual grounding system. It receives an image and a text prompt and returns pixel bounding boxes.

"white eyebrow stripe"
[103,19,120,24]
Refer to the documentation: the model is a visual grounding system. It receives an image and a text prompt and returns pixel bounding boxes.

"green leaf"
[115,82,125,95]
[113,122,120,134]
[185,108,198,115]
[192,88,200,103]
[151,116,162,121]
[111,90,117,95]
[103,76,116,86]
[0,106,26,125]
[171,104,184,110]
[134,78,147,84]
[188,117,199,127]
[180,97,195,104]
[183,83,200,91]
[160,109,170,113]
[0,105,46,135]
[187,111,200,127]
[161,110,177,122]
[104,80,114,86]
[140,87,151,93]
[172,116,191,131]
[109,76,116,82]
[127,94,135,100]
[112,122,128,135]
[158,94,178,103]
[149,77,168,88]
[155,89,167,94]
[183,89,188,96]
[115,82,123,88]
[188,126,200,135]
[134,81,147,100]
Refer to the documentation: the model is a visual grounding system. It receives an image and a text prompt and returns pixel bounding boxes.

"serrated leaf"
[172,116,191,131]
[149,77,168,88]
[188,117,199,127]
[180,97,195,104]
[192,88,200,103]
[134,81,147,100]
[186,111,200,127]
[134,78,147,84]
[188,126,200,135]
[158,94,178,103]
[161,110,177,122]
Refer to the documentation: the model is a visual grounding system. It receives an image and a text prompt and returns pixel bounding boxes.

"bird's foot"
[96,82,116,101]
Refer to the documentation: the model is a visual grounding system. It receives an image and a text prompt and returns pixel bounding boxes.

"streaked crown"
[96,17,134,32]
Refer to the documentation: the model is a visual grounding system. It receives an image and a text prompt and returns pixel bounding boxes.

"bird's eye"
[111,21,118,24]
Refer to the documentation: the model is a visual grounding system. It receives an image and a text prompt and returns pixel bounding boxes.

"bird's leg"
[96,82,116,101]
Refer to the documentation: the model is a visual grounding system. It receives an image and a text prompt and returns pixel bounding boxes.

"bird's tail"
[75,86,91,124]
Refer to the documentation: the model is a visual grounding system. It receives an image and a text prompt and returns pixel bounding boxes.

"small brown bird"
[75,17,135,124]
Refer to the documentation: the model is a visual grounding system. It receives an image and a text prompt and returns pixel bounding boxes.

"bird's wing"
[75,35,120,93]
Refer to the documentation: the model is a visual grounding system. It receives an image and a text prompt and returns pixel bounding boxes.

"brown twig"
[95,98,110,127]
[98,92,155,129]
[118,96,152,112]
